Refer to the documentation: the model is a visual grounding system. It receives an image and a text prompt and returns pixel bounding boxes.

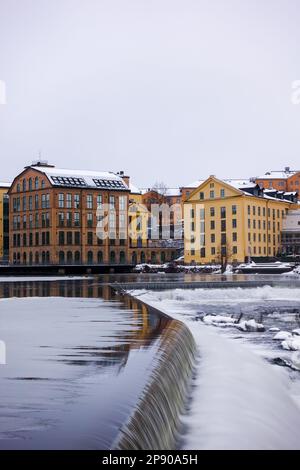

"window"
[35,194,39,209]
[74,212,80,227]
[35,177,39,190]
[220,189,225,198]
[66,193,72,209]
[29,196,33,210]
[58,212,64,227]
[210,220,215,230]
[211,234,215,243]
[87,194,93,209]
[109,195,115,209]
[58,193,64,208]
[232,232,237,242]
[233,246,237,254]
[74,232,80,245]
[66,232,72,245]
[29,178,32,191]
[199,192,204,200]
[22,178,26,192]
[210,190,215,199]
[248,205,250,215]
[87,232,93,245]
[41,180,45,189]
[221,220,226,231]
[119,213,126,228]
[191,208,195,218]
[232,219,237,228]
[232,205,237,215]
[210,207,215,217]
[220,207,226,218]
[58,231,65,245]
[221,233,226,245]
[211,247,216,255]
[66,212,72,227]
[87,213,93,228]
[23,196,26,211]
[97,194,103,209]
[109,212,116,229]
[74,194,80,209]
[119,195,127,211]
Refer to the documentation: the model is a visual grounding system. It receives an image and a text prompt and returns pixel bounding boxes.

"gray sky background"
[0,0,300,187]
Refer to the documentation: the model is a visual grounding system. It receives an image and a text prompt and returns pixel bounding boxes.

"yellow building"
[0,182,10,262]
[184,176,298,265]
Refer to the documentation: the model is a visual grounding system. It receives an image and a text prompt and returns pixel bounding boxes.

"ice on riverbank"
[132,287,300,449]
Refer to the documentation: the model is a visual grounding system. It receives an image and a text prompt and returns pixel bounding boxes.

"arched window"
[42,251,46,264]
[35,252,39,264]
[110,251,116,264]
[28,178,33,191]
[23,252,27,265]
[151,251,156,263]
[41,180,45,189]
[67,251,73,264]
[87,251,93,264]
[46,251,50,264]
[29,252,33,265]
[120,251,126,264]
[74,251,81,263]
[17,183,20,193]
[140,251,146,264]
[59,251,65,264]
[97,251,103,264]
[22,178,26,192]
[35,177,39,190]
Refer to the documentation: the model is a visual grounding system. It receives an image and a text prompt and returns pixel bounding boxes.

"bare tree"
[152,181,168,197]
[215,241,234,273]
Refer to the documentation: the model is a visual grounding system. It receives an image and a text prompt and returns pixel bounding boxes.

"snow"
[273,331,292,340]
[202,315,236,325]
[131,286,300,449]
[32,165,129,189]
[282,337,300,351]
[269,327,280,332]
[293,329,300,336]
[0,276,92,283]
[238,319,265,332]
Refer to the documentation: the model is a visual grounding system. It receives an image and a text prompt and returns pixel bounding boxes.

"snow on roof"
[31,165,129,190]
[225,179,255,189]
[0,181,11,188]
[129,182,142,194]
[256,170,298,180]
[165,188,181,197]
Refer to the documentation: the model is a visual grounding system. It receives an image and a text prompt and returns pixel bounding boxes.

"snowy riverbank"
[131,286,300,449]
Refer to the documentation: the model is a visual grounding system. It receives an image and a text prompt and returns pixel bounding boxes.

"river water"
[1,273,300,449]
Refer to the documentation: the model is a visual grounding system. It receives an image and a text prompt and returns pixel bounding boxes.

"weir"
[113,293,197,450]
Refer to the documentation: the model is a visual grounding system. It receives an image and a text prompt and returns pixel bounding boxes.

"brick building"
[9,162,130,266]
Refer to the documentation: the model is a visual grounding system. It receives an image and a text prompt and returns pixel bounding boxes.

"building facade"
[8,163,131,265]
[0,182,10,263]
[184,176,298,265]
[255,168,300,195]
[281,210,300,256]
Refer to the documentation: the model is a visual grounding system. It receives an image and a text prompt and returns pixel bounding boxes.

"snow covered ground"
[131,286,300,449]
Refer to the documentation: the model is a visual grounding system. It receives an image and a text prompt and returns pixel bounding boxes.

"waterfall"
[113,296,197,450]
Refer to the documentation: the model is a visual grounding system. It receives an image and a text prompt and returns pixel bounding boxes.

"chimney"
[117,171,130,187]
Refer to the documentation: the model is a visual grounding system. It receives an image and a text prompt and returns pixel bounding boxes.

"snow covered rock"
[292,328,300,336]
[202,314,236,326]
[237,319,265,332]
[273,331,292,341]
[281,337,300,351]
[269,327,280,332]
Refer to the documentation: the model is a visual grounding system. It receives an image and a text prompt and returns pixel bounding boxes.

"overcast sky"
[0,0,300,187]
